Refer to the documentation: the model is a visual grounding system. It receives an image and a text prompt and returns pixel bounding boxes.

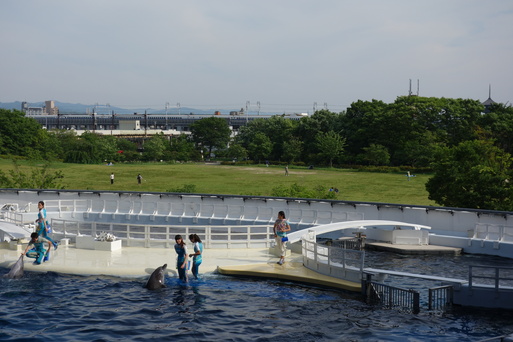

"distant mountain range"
[0,101,240,115]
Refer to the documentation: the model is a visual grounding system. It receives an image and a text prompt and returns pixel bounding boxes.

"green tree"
[115,138,139,162]
[62,132,117,164]
[0,109,42,157]
[341,99,388,161]
[360,144,390,166]
[282,137,303,163]
[190,117,231,158]
[52,130,79,160]
[248,132,273,163]
[225,143,248,161]
[143,133,168,161]
[478,103,513,155]
[236,116,297,161]
[426,140,513,210]
[169,134,200,162]
[315,131,346,167]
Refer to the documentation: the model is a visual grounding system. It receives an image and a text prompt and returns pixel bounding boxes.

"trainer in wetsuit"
[23,232,52,265]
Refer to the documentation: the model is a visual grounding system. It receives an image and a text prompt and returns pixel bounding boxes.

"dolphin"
[144,264,167,290]
[3,255,24,279]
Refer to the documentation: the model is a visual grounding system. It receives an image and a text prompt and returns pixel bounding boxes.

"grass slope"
[0,160,436,206]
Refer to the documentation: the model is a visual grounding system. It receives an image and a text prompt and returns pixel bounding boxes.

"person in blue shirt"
[36,201,58,250]
[174,235,188,282]
[188,234,204,279]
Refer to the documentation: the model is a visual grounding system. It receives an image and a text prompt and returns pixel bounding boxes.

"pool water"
[2,261,513,342]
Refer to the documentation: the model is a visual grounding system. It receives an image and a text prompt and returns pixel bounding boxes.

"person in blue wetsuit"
[174,235,188,282]
[23,232,52,265]
[188,234,204,279]
[36,201,58,250]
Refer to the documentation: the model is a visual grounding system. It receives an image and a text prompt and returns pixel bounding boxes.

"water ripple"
[1,254,513,341]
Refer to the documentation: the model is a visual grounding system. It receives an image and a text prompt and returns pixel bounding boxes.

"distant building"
[481,85,497,113]
[21,100,59,115]
[45,100,59,115]
[119,120,141,130]
[21,102,44,115]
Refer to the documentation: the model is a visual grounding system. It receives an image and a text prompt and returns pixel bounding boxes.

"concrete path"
[0,242,362,292]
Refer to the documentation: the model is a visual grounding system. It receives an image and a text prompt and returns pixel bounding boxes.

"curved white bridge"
[286,220,431,244]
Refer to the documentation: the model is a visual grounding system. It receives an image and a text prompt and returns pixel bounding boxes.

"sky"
[1,0,512,114]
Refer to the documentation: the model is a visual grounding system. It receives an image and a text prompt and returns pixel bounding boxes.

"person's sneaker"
[54,243,58,250]
[278,259,284,265]
[43,255,49,262]
[33,261,41,265]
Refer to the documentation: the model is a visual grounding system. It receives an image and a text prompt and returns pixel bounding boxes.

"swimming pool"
[2,257,513,342]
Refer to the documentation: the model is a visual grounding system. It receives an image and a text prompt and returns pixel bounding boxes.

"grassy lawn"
[0,159,436,206]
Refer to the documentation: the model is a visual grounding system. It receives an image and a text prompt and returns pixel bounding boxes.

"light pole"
[246,101,250,123]
[165,102,169,129]
[257,101,261,115]
[177,102,181,115]
[313,102,317,113]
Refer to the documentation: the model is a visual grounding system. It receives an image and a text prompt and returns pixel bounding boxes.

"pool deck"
[1,241,462,293]
[0,242,361,292]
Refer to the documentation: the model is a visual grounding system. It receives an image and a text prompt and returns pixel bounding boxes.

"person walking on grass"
[273,211,291,265]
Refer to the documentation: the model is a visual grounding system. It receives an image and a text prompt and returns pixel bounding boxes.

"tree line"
[1,95,513,210]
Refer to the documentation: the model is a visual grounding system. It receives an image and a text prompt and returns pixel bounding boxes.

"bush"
[166,184,197,193]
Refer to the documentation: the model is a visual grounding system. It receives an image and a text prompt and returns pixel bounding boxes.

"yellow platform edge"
[217,262,361,292]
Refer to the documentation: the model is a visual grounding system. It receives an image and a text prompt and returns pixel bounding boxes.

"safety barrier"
[469,265,513,290]
[362,280,420,314]
[301,231,365,284]
[38,198,365,229]
[51,218,274,249]
[469,224,513,249]
[428,285,453,311]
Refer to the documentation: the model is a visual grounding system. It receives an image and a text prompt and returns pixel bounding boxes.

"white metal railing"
[472,224,513,242]
[41,198,361,227]
[469,265,513,291]
[51,218,274,249]
[301,232,365,283]
[1,210,34,226]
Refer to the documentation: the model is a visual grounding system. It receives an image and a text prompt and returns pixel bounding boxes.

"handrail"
[51,218,274,249]
[301,236,365,283]
[469,265,513,291]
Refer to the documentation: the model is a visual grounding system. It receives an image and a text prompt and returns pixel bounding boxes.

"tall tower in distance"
[481,85,496,114]
[45,100,59,115]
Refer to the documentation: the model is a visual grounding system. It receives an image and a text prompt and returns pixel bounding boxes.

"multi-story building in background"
[45,100,59,115]
[21,100,59,115]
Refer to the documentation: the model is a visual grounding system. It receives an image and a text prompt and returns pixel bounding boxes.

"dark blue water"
[2,252,513,341]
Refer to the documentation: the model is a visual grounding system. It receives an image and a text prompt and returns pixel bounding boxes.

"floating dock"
[365,242,462,255]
